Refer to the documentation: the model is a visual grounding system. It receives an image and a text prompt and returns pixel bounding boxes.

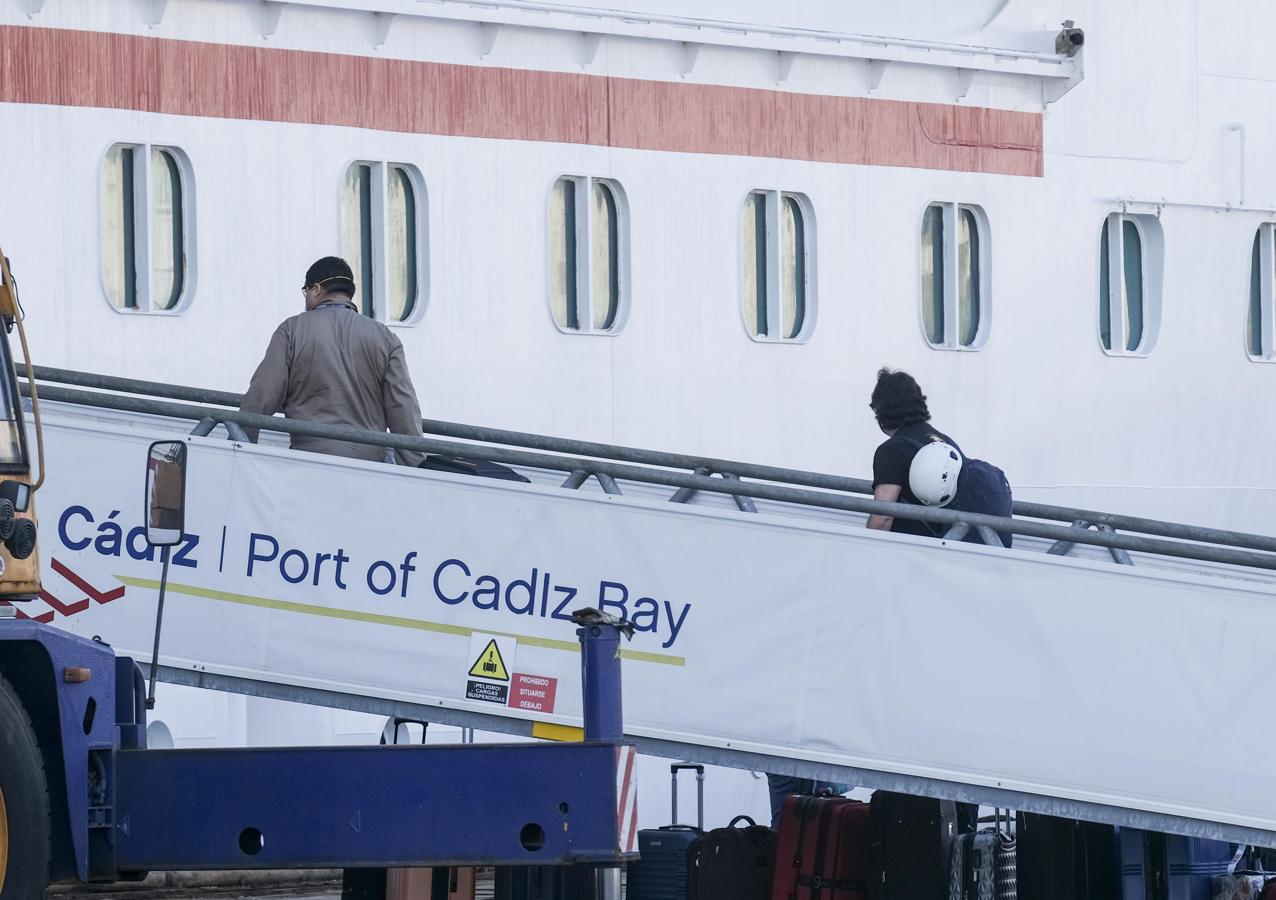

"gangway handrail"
[29,365,1276,558]
[23,379,1276,574]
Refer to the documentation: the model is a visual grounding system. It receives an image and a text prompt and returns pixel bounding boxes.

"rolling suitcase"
[771,794,870,900]
[627,763,705,900]
[1016,813,1119,900]
[1119,830,1231,900]
[688,814,777,900]
[950,831,1001,900]
[867,791,959,900]
[950,812,1016,900]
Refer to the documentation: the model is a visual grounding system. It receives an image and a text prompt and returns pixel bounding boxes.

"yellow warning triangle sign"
[468,639,510,681]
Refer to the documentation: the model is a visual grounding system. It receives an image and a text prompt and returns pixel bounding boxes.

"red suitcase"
[771,795,870,900]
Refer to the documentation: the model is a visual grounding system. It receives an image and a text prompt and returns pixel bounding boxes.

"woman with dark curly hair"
[866,368,956,535]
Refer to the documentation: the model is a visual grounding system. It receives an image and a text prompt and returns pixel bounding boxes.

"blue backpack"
[901,434,1013,548]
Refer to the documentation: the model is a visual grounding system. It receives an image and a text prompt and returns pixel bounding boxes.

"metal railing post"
[595,473,623,496]
[1047,520,1090,556]
[720,472,758,513]
[975,524,1004,547]
[1099,524,1134,565]
[669,467,712,503]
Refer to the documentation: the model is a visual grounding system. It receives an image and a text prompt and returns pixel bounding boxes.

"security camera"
[1056,20,1084,57]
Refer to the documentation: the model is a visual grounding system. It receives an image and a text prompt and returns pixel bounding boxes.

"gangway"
[22,366,1276,849]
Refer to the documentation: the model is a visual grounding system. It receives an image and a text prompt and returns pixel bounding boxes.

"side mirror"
[145,441,187,547]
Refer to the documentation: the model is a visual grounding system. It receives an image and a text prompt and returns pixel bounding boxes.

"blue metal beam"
[114,741,633,870]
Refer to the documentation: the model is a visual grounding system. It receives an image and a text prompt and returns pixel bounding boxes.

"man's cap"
[305,256,356,296]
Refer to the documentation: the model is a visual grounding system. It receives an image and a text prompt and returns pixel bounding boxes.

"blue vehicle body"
[0,622,118,883]
[0,614,634,885]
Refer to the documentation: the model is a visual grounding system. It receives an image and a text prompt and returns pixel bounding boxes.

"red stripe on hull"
[0,25,1042,176]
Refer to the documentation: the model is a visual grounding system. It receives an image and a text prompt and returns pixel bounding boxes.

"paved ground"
[46,867,636,899]
[49,886,343,900]
[48,871,505,899]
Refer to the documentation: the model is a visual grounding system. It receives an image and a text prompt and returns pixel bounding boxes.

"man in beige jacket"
[240,256,426,466]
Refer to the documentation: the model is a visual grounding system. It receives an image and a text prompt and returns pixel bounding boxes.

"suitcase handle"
[728,815,757,829]
[380,717,428,746]
[670,764,706,830]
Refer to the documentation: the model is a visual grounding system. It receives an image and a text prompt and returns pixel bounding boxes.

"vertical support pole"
[695,768,705,828]
[577,623,623,742]
[601,866,622,900]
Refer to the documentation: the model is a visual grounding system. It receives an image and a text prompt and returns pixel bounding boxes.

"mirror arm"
[145,545,171,710]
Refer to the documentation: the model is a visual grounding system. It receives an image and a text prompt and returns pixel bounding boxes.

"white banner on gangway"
[31,414,1276,839]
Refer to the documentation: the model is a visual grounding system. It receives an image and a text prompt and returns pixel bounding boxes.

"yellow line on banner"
[115,576,685,666]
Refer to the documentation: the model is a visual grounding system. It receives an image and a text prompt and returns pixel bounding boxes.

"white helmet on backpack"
[909,441,963,507]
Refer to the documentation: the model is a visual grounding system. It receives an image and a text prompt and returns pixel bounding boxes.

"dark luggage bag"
[418,454,530,483]
[688,814,777,900]
[627,763,705,900]
[771,794,871,900]
[867,791,960,900]
[950,831,998,900]
[1016,813,1118,900]
[1119,829,1231,900]
[899,434,1014,548]
[950,818,1016,900]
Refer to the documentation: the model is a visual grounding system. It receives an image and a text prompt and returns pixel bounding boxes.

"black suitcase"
[627,763,705,900]
[493,864,603,899]
[867,792,959,900]
[1016,813,1118,900]
[419,454,530,482]
[687,814,776,900]
[949,827,995,898]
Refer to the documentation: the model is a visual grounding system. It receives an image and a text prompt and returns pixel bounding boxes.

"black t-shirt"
[872,421,957,536]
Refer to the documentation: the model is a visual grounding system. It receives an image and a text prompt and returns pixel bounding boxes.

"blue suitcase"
[627,764,705,900]
[1119,829,1231,900]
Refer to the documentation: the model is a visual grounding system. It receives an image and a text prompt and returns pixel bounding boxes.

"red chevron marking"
[38,589,89,617]
[0,598,54,623]
[50,559,125,605]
